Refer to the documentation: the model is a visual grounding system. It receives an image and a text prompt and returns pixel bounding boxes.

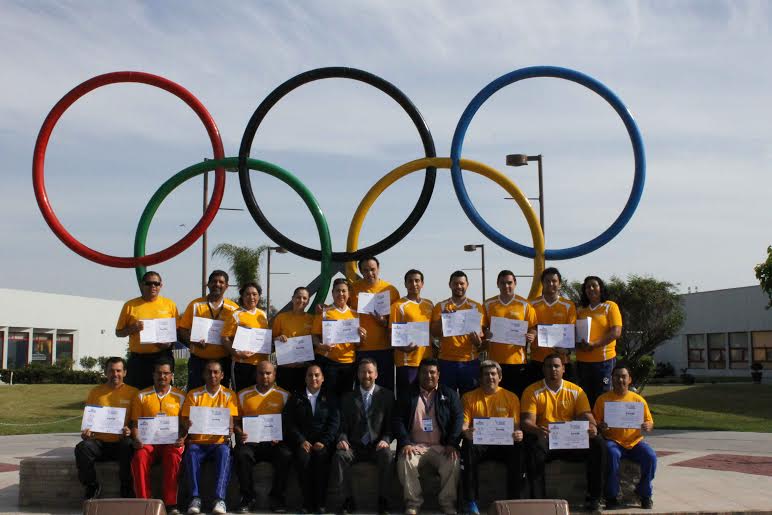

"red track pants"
[131,444,184,506]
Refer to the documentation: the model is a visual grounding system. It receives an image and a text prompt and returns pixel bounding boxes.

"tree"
[754,245,772,309]
[565,275,685,389]
[211,243,270,289]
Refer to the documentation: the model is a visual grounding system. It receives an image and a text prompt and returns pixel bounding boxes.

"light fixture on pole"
[506,153,544,236]
[266,246,288,317]
[463,244,486,301]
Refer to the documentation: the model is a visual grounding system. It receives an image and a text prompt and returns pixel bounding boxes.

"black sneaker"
[377,496,389,515]
[84,482,101,500]
[584,498,601,511]
[604,497,621,510]
[236,498,253,514]
[641,497,653,509]
[338,497,356,514]
[270,495,288,513]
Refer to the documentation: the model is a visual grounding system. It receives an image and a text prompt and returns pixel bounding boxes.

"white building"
[0,288,127,370]
[654,285,772,377]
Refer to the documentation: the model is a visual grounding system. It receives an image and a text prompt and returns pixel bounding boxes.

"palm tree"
[211,243,270,291]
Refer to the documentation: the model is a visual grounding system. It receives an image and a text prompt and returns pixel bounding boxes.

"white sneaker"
[187,497,202,515]
[212,499,227,514]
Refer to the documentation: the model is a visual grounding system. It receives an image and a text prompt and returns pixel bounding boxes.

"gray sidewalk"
[1,431,772,514]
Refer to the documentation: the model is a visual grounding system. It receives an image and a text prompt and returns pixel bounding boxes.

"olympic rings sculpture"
[33,66,645,306]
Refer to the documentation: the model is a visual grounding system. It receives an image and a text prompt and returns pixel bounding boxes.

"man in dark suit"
[331,357,394,515]
[283,363,340,514]
[394,358,463,515]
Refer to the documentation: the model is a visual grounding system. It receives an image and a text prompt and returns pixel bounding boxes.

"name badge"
[422,417,433,432]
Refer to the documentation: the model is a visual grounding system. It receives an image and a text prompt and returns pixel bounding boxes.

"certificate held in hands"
[275,335,315,365]
[243,414,282,443]
[548,420,589,449]
[537,324,576,349]
[604,401,644,429]
[81,406,126,434]
[391,321,430,347]
[472,417,515,445]
[489,317,528,345]
[188,406,231,436]
[139,318,177,344]
[232,326,272,355]
[190,316,225,345]
[441,309,482,337]
[138,415,179,445]
[322,318,360,344]
[357,292,391,316]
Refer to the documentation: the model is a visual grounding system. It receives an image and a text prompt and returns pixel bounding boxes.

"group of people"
[73,259,656,514]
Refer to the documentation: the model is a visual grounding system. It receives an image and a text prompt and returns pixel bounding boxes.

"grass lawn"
[644,383,772,432]
[0,384,92,435]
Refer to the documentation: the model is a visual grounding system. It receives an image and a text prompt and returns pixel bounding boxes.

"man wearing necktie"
[332,358,394,515]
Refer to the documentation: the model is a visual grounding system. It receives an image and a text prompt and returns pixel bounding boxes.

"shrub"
[173,359,188,390]
[624,354,655,391]
[79,356,98,370]
[0,363,102,384]
[654,361,675,378]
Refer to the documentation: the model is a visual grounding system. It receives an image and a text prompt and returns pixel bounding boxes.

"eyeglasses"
[143,281,161,287]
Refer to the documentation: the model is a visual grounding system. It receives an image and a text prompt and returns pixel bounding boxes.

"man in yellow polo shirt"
[460,360,524,515]
[521,353,606,511]
[75,357,137,499]
[178,270,240,391]
[431,271,486,395]
[180,360,239,515]
[391,269,434,396]
[350,256,400,391]
[484,270,537,397]
[594,363,656,509]
[116,271,178,389]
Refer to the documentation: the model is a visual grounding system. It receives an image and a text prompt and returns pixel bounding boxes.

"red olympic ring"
[32,71,225,268]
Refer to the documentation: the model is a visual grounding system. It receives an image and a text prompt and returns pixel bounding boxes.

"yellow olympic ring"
[345,157,545,299]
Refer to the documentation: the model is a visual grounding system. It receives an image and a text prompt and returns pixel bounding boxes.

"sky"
[1,0,770,309]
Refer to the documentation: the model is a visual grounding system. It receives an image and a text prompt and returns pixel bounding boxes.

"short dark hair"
[332,278,350,289]
[357,256,380,270]
[358,357,378,372]
[579,276,608,307]
[103,356,126,372]
[293,286,310,297]
[540,267,562,284]
[153,356,175,373]
[208,270,229,283]
[497,270,516,282]
[449,270,468,283]
[141,271,161,282]
[612,362,630,376]
[404,269,424,282]
[418,358,440,372]
[203,360,223,373]
[543,353,565,366]
[306,362,323,375]
[239,281,262,297]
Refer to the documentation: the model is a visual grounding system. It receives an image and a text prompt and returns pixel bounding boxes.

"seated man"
[460,360,523,515]
[130,357,186,515]
[233,361,292,514]
[180,360,238,515]
[332,357,394,515]
[521,353,606,511]
[594,363,656,509]
[75,357,137,499]
[395,358,463,515]
[283,363,340,514]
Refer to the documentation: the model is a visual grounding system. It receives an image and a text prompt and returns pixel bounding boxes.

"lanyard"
[207,301,224,320]
[420,390,436,414]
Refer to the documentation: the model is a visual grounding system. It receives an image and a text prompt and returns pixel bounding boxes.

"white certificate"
[548,420,589,449]
[275,335,315,365]
[81,405,126,434]
[190,317,224,345]
[604,401,644,429]
[473,417,515,445]
[537,324,576,349]
[575,317,591,344]
[322,318,361,344]
[489,317,528,345]
[441,309,482,337]
[243,414,283,443]
[391,321,431,347]
[232,326,273,354]
[188,406,231,436]
[139,318,177,344]
[357,292,391,316]
[137,416,179,445]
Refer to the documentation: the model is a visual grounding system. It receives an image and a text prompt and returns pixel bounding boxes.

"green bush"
[654,361,675,378]
[174,359,188,390]
[622,354,656,391]
[0,363,103,384]
[79,356,98,370]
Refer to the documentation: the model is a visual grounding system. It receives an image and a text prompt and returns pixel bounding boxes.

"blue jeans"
[605,440,657,499]
[183,443,231,500]
[438,359,480,396]
[357,349,394,392]
[577,358,615,406]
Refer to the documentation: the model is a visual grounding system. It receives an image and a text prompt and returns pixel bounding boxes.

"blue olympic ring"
[450,65,646,260]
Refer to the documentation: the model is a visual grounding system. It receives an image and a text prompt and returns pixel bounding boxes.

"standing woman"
[222,282,270,391]
[312,278,367,396]
[272,286,315,393]
[575,276,623,405]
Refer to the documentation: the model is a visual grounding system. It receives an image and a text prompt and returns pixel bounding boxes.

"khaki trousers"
[397,446,460,513]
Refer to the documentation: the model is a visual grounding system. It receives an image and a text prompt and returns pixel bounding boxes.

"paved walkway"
[1,430,772,514]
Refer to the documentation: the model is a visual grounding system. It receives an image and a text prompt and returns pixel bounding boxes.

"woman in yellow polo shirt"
[222,282,270,391]
[575,276,623,405]
[272,286,315,393]
[312,278,366,396]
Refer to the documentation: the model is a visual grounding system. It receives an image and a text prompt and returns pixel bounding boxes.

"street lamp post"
[266,246,288,317]
[463,244,486,301]
[506,154,544,236]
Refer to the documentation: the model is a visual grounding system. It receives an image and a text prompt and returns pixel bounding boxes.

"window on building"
[752,331,772,366]
[687,334,706,369]
[707,333,726,369]
[32,333,53,365]
[55,333,74,366]
[729,332,750,369]
[8,332,29,369]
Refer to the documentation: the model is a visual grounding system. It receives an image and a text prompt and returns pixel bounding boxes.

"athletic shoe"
[641,497,654,509]
[212,499,227,514]
[83,482,101,500]
[187,497,202,514]
[465,500,481,515]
